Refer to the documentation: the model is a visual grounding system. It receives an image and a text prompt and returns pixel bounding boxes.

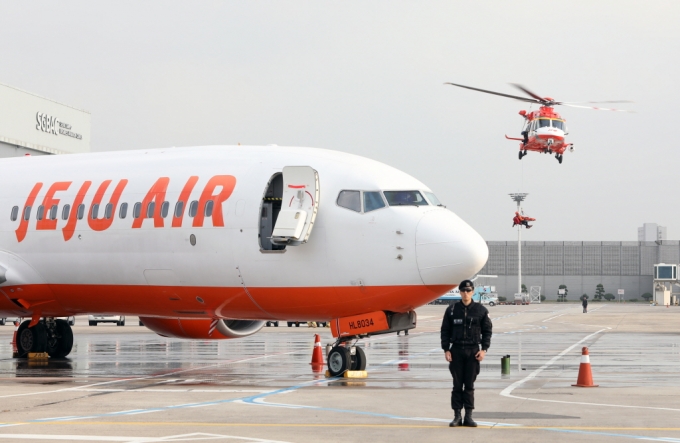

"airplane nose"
[415,209,488,286]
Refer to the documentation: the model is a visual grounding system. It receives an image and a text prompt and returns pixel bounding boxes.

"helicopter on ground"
[445,83,631,164]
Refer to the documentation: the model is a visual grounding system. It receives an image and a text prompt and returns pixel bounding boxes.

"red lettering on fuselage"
[172,176,199,228]
[132,177,170,229]
[15,175,237,241]
[36,181,71,231]
[62,181,92,241]
[15,183,43,242]
[88,179,128,232]
[192,175,236,228]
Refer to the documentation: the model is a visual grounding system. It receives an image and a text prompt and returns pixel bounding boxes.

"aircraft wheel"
[0,318,5,326]
[327,346,351,377]
[47,319,73,358]
[89,321,97,326]
[16,320,47,357]
[518,151,523,160]
[558,155,563,164]
[350,346,367,371]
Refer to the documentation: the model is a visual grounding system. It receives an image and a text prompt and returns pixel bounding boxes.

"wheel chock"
[28,352,49,360]
[324,370,368,379]
[344,370,368,379]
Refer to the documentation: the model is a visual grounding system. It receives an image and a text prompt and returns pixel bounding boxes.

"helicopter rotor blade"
[561,100,634,105]
[510,84,548,103]
[561,103,635,112]
[444,83,541,104]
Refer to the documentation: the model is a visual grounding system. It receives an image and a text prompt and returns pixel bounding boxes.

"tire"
[327,346,351,377]
[274,321,279,327]
[68,317,75,326]
[295,322,300,327]
[351,346,367,371]
[518,151,523,160]
[89,321,97,326]
[287,322,293,327]
[489,302,495,306]
[117,319,125,326]
[16,320,47,357]
[0,318,5,326]
[46,319,73,358]
[139,320,144,326]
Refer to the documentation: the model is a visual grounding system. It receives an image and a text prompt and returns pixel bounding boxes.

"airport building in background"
[478,240,679,301]
[0,82,90,157]
[638,223,666,242]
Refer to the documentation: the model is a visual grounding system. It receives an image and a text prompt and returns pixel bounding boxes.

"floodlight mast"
[509,193,528,296]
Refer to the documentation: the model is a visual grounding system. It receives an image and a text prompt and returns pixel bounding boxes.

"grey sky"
[1,1,677,241]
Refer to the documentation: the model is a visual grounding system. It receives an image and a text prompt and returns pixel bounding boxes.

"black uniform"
[440,300,493,410]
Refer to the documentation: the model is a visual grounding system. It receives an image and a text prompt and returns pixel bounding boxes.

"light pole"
[509,193,528,297]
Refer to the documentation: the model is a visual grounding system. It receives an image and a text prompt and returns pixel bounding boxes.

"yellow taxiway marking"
[6,422,680,431]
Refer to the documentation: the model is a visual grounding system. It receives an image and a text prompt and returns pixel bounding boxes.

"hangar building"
[478,240,680,301]
[0,82,90,157]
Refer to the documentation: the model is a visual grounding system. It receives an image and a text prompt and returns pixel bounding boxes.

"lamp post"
[509,193,528,297]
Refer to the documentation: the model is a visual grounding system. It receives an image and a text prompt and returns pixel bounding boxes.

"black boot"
[449,409,462,427]
[463,408,477,427]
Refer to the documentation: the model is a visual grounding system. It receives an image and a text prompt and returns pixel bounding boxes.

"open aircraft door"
[271,166,320,245]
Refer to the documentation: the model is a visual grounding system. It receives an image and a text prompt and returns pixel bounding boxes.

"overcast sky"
[1,1,677,241]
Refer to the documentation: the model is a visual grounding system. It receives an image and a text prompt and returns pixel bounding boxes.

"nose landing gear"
[327,342,367,376]
[555,153,563,164]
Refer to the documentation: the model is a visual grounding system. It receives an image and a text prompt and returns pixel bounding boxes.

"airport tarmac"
[0,303,679,442]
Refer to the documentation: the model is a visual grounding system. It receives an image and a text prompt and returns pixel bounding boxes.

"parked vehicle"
[435,286,498,306]
[88,315,125,326]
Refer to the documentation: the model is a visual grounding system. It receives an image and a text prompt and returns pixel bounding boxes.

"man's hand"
[445,351,452,362]
[475,350,486,361]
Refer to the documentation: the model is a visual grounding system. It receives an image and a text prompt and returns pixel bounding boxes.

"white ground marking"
[542,313,567,322]
[0,433,292,442]
[0,349,304,400]
[500,326,680,412]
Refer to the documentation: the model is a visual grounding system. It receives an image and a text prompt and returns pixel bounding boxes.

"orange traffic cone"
[11,324,19,358]
[572,347,598,387]
[310,334,324,372]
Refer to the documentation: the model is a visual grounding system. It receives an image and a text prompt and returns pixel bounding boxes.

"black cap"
[459,279,474,290]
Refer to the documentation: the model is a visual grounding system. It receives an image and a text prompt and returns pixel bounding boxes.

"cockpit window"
[552,119,564,130]
[383,191,428,206]
[364,191,386,212]
[424,192,443,206]
[538,118,551,128]
[337,190,361,212]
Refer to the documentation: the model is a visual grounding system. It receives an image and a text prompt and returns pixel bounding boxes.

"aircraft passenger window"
[189,200,198,217]
[119,203,128,219]
[383,191,428,206]
[23,206,31,221]
[10,206,18,222]
[62,204,70,220]
[174,201,184,218]
[77,204,85,220]
[105,203,113,219]
[49,205,58,220]
[538,119,551,128]
[36,205,44,221]
[146,202,155,218]
[133,203,141,219]
[363,192,386,213]
[91,204,99,219]
[424,192,444,206]
[337,190,361,212]
[161,201,169,218]
[205,200,214,217]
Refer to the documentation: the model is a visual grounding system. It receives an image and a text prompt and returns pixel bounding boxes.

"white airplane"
[1,145,488,375]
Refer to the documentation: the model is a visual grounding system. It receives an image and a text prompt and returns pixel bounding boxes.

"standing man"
[440,280,493,427]
[582,296,588,313]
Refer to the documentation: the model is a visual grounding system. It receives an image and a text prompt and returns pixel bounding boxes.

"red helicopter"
[445,83,631,164]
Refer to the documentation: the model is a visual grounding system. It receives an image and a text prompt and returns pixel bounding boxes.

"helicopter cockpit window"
[538,119,551,128]
[384,191,428,206]
[552,120,565,130]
